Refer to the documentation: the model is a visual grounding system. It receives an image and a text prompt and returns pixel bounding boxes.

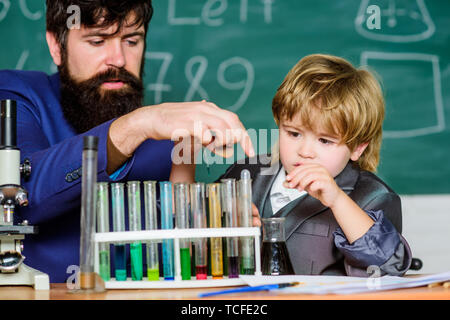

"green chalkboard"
[0,0,449,194]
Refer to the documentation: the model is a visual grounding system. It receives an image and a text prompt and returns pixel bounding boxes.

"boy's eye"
[319,138,334,145]
[287,131,300,138]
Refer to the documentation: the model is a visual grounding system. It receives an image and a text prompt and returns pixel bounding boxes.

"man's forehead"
[80,25,145,38]
[79,12,145,36]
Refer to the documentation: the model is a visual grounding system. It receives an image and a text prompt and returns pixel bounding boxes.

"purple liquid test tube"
[221,178,239,278]
[190,183,208,280]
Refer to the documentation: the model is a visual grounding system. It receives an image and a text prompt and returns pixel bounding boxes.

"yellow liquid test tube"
[207,183,223,279]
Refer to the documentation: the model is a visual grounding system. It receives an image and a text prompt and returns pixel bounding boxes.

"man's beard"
[59,62,144,133]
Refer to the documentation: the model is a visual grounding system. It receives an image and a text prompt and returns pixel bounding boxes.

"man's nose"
[105,40,126,68]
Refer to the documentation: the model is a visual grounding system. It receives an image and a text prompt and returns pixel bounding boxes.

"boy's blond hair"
[272,54,385,172]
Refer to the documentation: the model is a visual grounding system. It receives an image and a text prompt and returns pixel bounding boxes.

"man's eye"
[89,40,104,46]
[125,39,139,46]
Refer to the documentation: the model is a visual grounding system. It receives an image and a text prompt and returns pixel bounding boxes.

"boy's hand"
[284,163,345,208]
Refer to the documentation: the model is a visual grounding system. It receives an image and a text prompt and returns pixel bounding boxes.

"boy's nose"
[297,140,315,158]
[105,40,126,68]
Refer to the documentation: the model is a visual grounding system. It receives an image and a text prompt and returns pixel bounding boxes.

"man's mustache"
[78,67,141,89]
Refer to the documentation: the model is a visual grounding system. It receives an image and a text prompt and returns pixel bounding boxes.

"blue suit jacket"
[0,70,173,283]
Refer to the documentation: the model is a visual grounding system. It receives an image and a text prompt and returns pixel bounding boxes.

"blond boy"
[219,54,412,276]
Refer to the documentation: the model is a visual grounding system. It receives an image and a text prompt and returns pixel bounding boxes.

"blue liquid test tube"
[111,182,127,281]
[96,182,110,281]
[237,169,255,275]
[144,181,160,281]
[128,181,143,281]
[174,183,191,280]
[221,178,240,278]
[160,181,174,280]
[190,183,208,280]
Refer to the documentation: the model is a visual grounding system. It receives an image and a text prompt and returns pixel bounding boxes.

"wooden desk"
[0,283,449,300]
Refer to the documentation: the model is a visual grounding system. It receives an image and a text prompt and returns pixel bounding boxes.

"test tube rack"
[93,227,261,289]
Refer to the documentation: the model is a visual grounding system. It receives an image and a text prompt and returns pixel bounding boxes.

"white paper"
[240,271,450,295]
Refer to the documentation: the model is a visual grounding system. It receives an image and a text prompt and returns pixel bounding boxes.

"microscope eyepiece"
[0,99,17,149]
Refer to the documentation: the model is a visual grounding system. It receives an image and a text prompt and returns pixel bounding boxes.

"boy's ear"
[350,142,369,161]
[46,31,62,66]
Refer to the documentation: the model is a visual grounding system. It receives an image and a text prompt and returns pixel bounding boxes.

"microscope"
[0,99,49,290]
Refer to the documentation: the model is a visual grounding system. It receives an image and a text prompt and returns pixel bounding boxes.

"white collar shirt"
[269,167,307,215]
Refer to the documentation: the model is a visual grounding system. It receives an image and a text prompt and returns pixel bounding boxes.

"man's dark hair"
[46,0,153,49]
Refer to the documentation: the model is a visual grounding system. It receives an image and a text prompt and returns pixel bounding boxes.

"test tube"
[127,181,143,281]
[160,181,174,280]
[79,136,98,289]
[111,182,127,281]
[96,182,110,281]
[190,183,208,280]
[174,183,191,280]
[221,178,240,278]
[237,169,255,275]
[144,181,159,281]
[207,183,223,279]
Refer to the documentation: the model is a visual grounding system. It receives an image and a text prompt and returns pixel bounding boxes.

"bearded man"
[0,0,254,283]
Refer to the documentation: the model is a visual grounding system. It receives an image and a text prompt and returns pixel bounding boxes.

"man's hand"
[144,101,254,158]
[107,101,255,173]
[284,163,345,208]
[252,203,261,227]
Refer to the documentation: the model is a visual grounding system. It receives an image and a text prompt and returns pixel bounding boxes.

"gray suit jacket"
[219,155,412,277]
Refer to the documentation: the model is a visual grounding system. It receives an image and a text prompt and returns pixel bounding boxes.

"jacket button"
[65,174,73,183]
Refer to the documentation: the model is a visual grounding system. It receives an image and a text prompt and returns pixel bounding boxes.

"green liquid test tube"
[174,183,191,280]
[144,181,160,281]
[207,183,223,279]
[238,170,255,275]
[128,181,143,281]
[111,183,127,281]
[96,182,110,281]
